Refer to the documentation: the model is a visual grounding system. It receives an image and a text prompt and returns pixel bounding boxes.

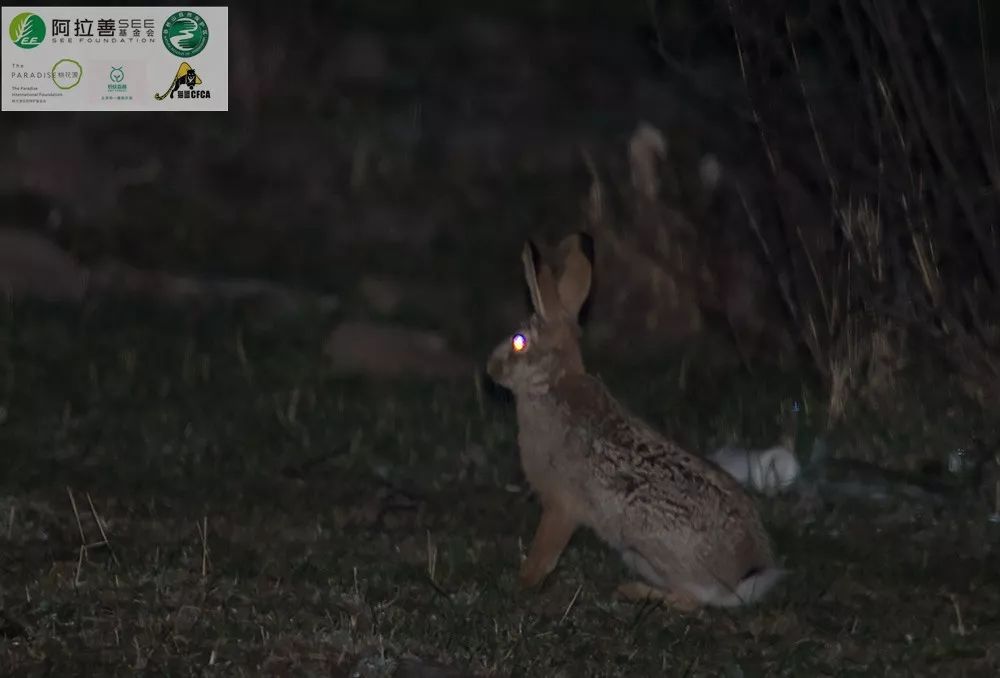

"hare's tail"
[697,567,788,608]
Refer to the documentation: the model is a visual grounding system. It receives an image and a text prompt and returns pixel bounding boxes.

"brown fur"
[487,233,783,610]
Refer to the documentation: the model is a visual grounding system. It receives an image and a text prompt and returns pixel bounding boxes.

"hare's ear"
[522,241,561,320]
[521,242,545,318]
[555,232,593,320]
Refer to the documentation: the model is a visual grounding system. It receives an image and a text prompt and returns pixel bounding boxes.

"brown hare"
[486,233,785,610]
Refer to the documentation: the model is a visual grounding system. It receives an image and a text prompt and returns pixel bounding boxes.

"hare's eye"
[511,333,528,353]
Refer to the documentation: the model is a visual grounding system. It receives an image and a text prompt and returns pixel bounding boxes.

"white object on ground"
[709,445,801,496]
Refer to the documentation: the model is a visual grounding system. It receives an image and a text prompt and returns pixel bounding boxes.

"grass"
[0,300,998,677]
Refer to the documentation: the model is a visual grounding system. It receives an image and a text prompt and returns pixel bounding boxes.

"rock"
[89,261,338,316]
[358,276,405,315]
[709,445,801,496]
[0,228,88,302]
[357,275,467,320]
[324,320,472,379]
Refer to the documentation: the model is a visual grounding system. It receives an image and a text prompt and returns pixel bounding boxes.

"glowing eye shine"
[511,333,528,353]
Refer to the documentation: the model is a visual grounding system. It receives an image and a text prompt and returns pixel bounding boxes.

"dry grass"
[717,0,1000,425]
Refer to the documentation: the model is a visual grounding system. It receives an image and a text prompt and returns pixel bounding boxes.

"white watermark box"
[1,6,228,111]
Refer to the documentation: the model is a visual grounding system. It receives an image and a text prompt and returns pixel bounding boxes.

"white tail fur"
[693,567,788,608]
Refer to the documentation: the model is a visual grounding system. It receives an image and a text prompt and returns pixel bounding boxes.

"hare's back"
[551,374,751,505]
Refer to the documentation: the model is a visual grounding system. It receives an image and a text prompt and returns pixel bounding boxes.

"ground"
[1,301,998,677]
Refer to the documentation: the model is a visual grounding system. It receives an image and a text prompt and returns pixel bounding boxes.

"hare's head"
[487,233,593,396]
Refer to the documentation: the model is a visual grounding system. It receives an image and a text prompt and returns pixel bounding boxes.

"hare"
[486,233,785,610]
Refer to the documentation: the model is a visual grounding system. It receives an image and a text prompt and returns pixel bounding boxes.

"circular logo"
[51,58,83,90]
[110,66,124,83]
[9,12,45,49]
[162,11,209,57]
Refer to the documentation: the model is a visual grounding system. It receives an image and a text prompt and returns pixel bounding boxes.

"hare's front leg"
[519,502,577,589]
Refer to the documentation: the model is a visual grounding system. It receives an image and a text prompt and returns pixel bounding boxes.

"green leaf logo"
[9,12,45,49]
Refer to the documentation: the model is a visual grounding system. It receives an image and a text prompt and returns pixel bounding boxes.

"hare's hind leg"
[615,582,701,612]
[617,550,701,611]
[519,502,578,589]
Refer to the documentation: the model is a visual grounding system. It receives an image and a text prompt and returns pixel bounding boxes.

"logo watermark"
[162,11,208,58]
[2,6,229,111]
[154,61,209,100]
[101,65,133,101]
[9,12,45,49]
[51,57,82,89]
